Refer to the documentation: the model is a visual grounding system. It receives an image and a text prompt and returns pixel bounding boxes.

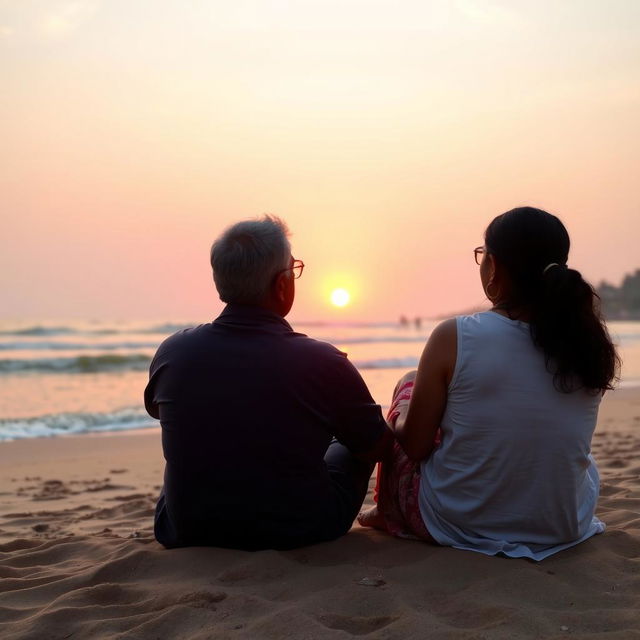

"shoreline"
[1,385,637,467]
[2,382,640,444]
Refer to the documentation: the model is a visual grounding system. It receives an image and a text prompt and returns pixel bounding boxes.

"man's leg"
[323,439,376,538]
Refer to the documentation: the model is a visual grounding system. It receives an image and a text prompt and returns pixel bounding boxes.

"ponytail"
[532,263,619,393]
[485,207,620,394]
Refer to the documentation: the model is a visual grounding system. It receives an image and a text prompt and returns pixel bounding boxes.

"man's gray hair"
[210,215,291,304]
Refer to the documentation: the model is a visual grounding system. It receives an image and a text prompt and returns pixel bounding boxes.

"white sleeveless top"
[419,312,605,560]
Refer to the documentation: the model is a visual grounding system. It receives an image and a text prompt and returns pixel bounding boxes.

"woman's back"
[419,311,605,560]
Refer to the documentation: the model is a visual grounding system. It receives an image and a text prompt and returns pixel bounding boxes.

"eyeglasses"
[278,259,305,279]
[473,246,485,265]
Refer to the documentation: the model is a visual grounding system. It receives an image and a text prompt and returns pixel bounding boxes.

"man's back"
[146,304,387,549]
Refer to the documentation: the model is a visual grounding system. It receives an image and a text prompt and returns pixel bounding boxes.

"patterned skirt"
[373,380,437,542]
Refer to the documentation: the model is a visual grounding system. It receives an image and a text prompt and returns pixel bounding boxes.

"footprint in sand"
[607,459,629,469]
[108,493,153,502]
[32,480,73,501]
[429,599,513,630]
[85,483,133,493]
[315,613,398,635]
[174,590,228,608]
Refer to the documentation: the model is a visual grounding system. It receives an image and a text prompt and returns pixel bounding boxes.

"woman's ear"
[486,253,497,280]
[482,253,503,303]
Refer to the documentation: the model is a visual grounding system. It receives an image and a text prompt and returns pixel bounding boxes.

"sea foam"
[0,408,156,441]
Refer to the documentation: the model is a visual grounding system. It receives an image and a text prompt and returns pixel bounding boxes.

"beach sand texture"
[1,389,639,639]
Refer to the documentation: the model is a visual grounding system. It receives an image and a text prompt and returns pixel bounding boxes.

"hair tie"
[543,262,563,275]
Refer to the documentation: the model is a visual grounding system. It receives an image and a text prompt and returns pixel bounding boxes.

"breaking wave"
[0,354,151,374]
[0,408,156,441]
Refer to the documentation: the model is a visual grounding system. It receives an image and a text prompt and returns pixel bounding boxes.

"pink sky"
[2,1,639,322]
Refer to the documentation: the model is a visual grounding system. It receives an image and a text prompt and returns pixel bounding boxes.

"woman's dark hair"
[485,206,620,393]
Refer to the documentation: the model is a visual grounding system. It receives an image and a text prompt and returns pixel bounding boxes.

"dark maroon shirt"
[145,304,387,548]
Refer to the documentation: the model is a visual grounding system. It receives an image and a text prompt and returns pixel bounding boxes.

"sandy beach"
[1,388,639,639]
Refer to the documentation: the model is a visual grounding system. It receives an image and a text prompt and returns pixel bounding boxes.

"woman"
[359,207,620,560]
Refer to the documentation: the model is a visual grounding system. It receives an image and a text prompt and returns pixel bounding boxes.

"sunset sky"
[2,1,639,322]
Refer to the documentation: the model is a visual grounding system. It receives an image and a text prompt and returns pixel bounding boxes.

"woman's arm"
[394,318,457,461]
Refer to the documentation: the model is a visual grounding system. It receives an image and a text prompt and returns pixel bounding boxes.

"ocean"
[1,317,639,442]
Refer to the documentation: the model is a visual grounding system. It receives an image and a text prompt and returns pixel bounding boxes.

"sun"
[330,288,350,308]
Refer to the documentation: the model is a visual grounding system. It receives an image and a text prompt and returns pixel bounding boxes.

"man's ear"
[273,272,287,303]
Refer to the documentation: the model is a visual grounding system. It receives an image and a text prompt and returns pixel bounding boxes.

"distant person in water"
[145,215,391,550]
[359,207,620,560]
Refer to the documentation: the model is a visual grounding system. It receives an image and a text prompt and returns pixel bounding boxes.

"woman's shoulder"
[421,318,458,385]
[432,317,458,336]
[456,310,529,334]
[427,318,457,350]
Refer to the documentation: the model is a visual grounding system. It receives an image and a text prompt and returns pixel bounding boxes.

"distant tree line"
[597,269,640,320]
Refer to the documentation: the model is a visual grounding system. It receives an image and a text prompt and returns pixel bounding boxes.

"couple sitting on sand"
[145,207,619,561]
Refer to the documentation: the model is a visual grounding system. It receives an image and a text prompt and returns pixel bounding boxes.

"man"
[145,215,391,550]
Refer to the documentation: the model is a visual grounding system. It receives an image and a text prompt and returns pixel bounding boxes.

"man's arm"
[355,426,395,463]
[323,350,394,462]
[144,352,162,419]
